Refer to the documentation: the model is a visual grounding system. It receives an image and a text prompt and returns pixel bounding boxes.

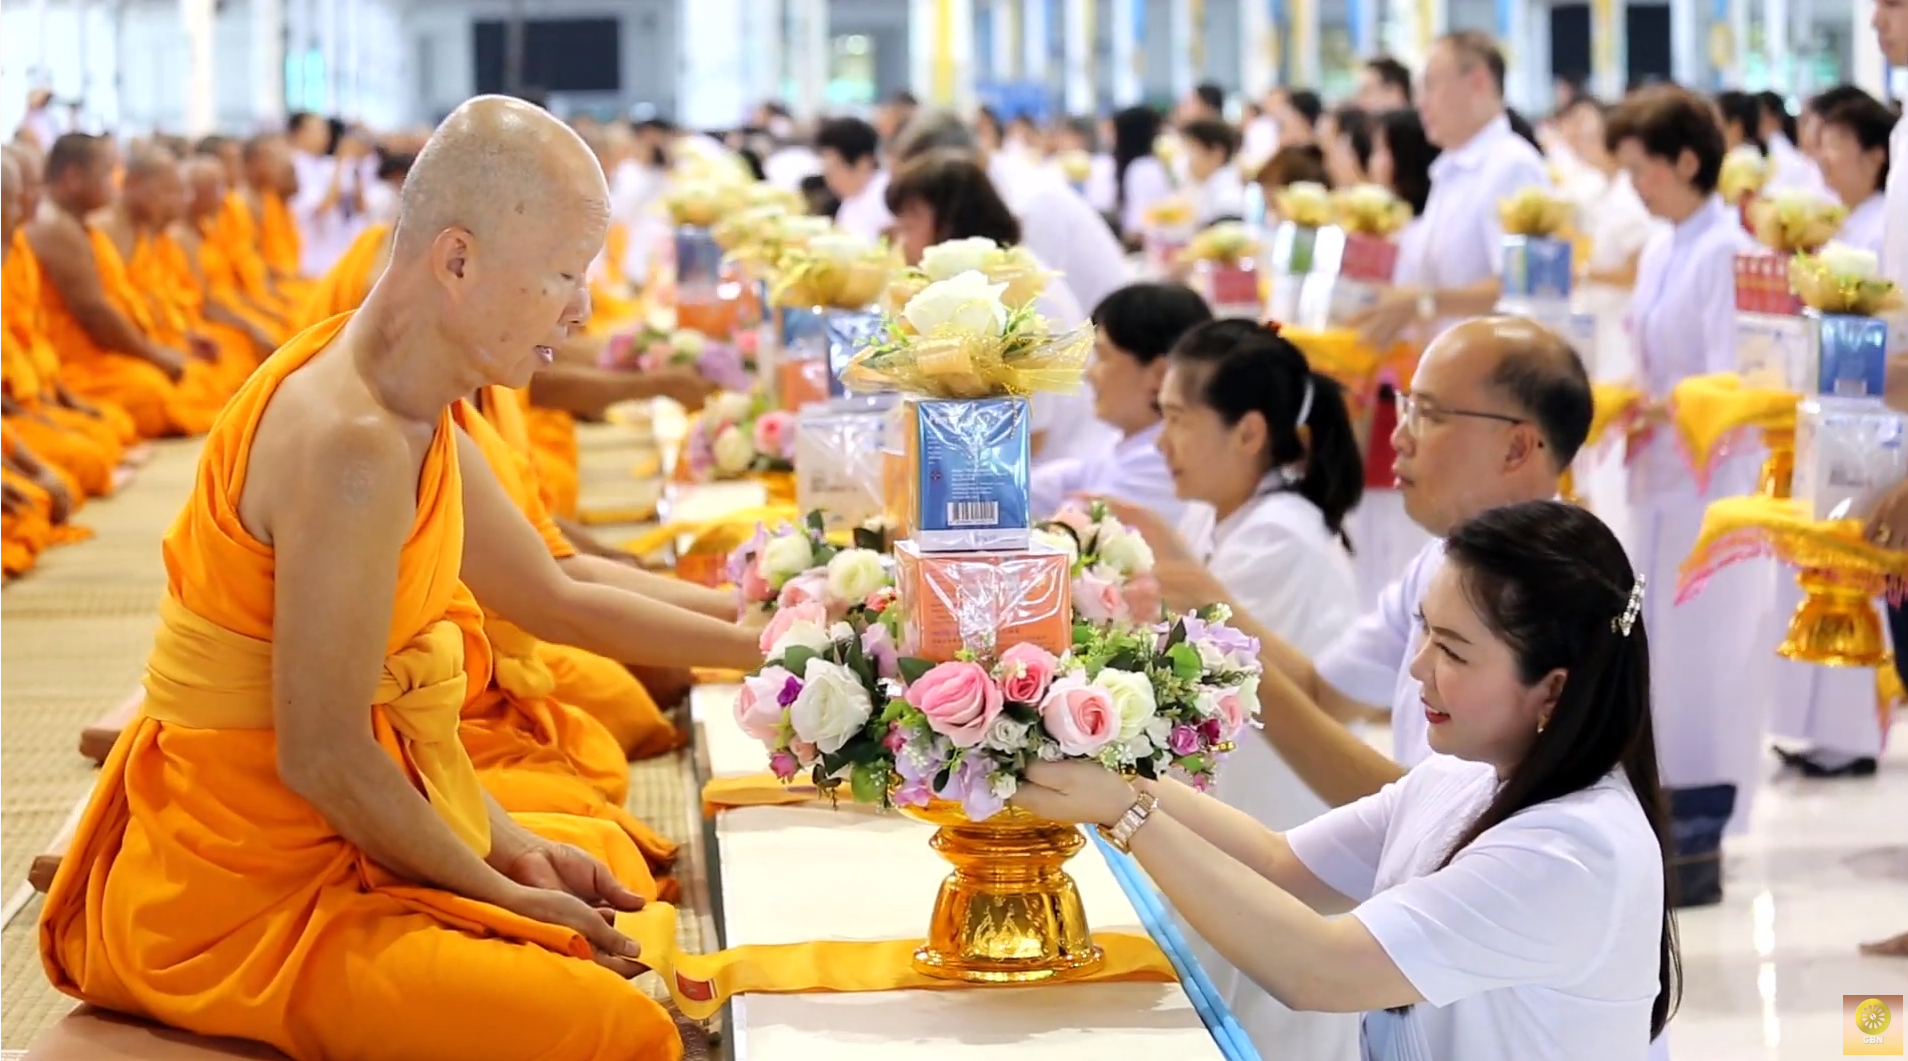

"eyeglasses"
[1394,391,1533,438]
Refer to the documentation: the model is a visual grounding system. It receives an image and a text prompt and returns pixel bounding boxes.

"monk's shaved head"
[124,144,179,180]
[393,94,608,259]
[181,156,226,220]
[123,145,186,226]
[2,150,22,245]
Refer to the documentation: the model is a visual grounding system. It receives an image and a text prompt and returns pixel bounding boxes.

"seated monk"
[106,146,259,400]
[24,134,221,438]
[242,135,312,299]
[197,136,297,330]
[2,147,125,498]
[40,96,764,1061]
[175,154,289,350]
[2,425,88,581]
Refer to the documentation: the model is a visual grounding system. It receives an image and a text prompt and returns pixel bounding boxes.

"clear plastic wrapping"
[1794,396,1908,519]
[674,225,724,289]
[1735,312,1814,392]
[1273,225,1400,328]
[1190,259,1264,320]
[901,397,1033,552]
[794,399,895,534]
[893,539,1074,663]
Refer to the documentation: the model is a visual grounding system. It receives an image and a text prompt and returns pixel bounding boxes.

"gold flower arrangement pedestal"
[898,800,1106,985]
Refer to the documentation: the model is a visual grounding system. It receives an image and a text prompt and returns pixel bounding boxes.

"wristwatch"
[1098,792,1161,854]
[1415,289,1437,321]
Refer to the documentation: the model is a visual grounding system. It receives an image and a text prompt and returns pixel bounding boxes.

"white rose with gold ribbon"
[901,270,1010,336]
[920,237,1002,281]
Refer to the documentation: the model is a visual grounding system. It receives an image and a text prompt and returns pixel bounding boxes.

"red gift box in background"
[1733,251,1802,317]
[1207,262,1260,308]
[1338,233,1401,284]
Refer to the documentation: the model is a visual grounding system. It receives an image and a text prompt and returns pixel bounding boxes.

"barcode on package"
[946,501,999,527]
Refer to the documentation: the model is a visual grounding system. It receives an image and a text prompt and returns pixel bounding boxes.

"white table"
[692,683,1226,1060]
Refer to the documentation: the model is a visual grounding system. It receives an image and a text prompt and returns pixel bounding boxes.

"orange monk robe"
[292,223,389,333]
[476,386,681,760]
[40,314,683,1061]
[35,227,222,438]
[209,193,294,324]
[130,232,257,394]
[190,220,290,348]
[2,329,119,500]
[256,190,312,302]
[522,402,581,518]
[452,392,679,896]
[587,224,644,327]
[5,230,140,448]
[0,425,91,578]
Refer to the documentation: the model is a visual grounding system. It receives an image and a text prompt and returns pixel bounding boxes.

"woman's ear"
[1142,357,1171,399]
[1530,667,1567,728]
[1234,408,1270,465]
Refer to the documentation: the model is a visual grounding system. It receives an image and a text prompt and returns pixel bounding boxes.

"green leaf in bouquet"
[1175,752,1211,776]
[897,656,935,685]
[782,645,820,679]
[820,749,851,777]
[806,510,828,535]
[852,525,885,552]
[845,636,875,687]
[878,696,911,723]
[1072,622,1095,649]
[849,761,889,804]
[1168,642,1203,681]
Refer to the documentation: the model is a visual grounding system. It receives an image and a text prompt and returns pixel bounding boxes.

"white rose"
[769,618,834,661]
[808,231,874,262]
[708,391,755,425]
[1032,528,1080,565]
[669,328,707,358]
[984,716,1033,753]
[902,270,1009,336]
[787,660,875,754]
[781,216,835,246]
[825,548,888,603]
[712,424,756,476]
[829,620,857,643]
[1094,668,1158,740]
[761,532,817,581]
[1194,639,1229,673]
[1818,241,1880,282]
[1095,525,1155,576]
[919,237,1001,281]
[989,772,1020,800]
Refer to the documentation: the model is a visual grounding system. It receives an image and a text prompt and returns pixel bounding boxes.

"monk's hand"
[1010,760,1141,828]
[150,346,189,382]
[34,470,72,524]
[1863,480,1908,552]
[186,333,220,363]
[500,844,650,977]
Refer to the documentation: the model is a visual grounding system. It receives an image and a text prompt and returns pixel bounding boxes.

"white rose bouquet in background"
[727,510,900,621]
[680,389,798,482]
[1035,500,1163,626]
[840,268,1090,400]
[1790,241,1904,316]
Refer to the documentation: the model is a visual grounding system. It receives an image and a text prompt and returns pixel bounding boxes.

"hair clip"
[1263,319,1285,337]
[1613,574,1646,636]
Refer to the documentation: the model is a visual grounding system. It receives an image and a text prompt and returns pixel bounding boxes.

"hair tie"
[1294,374,1315,429]
[1264,319,1285,337]
[1613,574,1646,636]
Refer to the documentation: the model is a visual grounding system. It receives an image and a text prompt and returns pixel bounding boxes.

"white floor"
[1666,716,1908,1060]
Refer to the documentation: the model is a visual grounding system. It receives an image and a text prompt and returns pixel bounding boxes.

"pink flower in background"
[864,587,897,613]
[1207,688,1247,737]
[1072,571,1126,623]
[758,600,829,654]
[740,561,772,605]
[906,661,1004,748]
[790,738,819,762]
[769,749,801,780]
[600,333,637,369]
[860,622,901,680]
[995,643,1058,704]
[696,342,754,392]
[882,724,908,753]
[735,666,798,742]
[1037,676,1119,756]
[776,570,829,610]
[734,329,760,359]
[752,410,799,461]
[1122,574,1163,623]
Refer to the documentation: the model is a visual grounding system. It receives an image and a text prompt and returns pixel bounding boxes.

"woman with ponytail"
[1015,500,1679,1061]
[1104,317,1369,1061]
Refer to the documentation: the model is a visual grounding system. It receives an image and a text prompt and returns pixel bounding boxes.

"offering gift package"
[1500,235,1574,302]
[900,397,1033,553]
[1793,396,1908,520]
[1804,311,1889,399]
[1284,226,1401,329]
[893,539,1073,663]
[794,400,893,534]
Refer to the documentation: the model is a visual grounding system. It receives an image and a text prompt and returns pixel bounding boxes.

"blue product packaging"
[780,304,827,354]
[674,225,723,288]
[1807,311,1888,398]
[1501,236,1573,301]
[906,397,1032,552]
[824,308,887,398]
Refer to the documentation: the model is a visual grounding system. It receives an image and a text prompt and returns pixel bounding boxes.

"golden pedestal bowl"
[1757,426,1794,499]
[898,800,1106,985]
[1777,568,1890,667]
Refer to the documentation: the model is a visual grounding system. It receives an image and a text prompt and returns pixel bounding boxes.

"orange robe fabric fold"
[3,331,117,499]
[133,231,258,393]
[257,192,311,304]
[209,195,294,325]
[6,230,140,449]
[523,402,581,518]
[33,226,221,438]
[292,223,389,334]
[454,393,679,894]
[40,313,683,1061]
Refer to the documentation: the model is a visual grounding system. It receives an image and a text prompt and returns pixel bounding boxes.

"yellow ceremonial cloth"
[292,223,389,333]
[41,312,684,1061]
[1586,383,1645,450]
[1679,495,1908,598]
[1669,373,1797,475]
[700,772,821,817]
[619,902,1178,1022]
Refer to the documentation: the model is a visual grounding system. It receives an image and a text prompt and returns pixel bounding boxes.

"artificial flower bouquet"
[1273,181,1334,229]
[728,509,896,617]
[1331,183,1413,240]
[1034,501,1164,626]
[1497,187,1578,303]
[1747,189,1846,257]
[1718,146,1771,208]
[1790,243,1902,398]
[766,230,896,408]
[1054,149,1094,186]
[841,270,1089,400]
[680,390,799,482]
[1141,198,1199,274]
[883,237,1053,313]
[601,323,756,392]
[1179,221,1264,317]
[1177,222,1261,267]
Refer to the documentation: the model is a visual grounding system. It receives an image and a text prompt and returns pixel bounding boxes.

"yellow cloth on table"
[622,504,802,563]
[700,772,820,817]
[1669,373,1797,476]
[618,902,1178,1022]
[1586,383,1645,450]
[1679,496,1908,599]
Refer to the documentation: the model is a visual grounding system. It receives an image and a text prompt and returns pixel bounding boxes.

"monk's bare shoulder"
[239,345,430,547]
[22,206,89,266]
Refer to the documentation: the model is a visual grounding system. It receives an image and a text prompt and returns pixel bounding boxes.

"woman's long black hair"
[1111,106,1163,227]
[1373,108,1439,216]
[1168,319,1363,551]
[885,150,1022,247]
[1439,500,1681,1040]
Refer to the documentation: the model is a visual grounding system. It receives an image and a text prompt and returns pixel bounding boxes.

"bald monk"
[198,137,298,325]
[41,96,769,1061]
[242,135,310,291]
[175,155,289,348]
[1,147,126,498]
[24,134,218,438]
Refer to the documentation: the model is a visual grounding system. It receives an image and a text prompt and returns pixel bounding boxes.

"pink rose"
[759,600,829,654]
[1207,688,1247,738]
[769,749,801,780]
[1038,676,1119,756]
[752,410,798,462]
[996,643,1058,705]
[1073,571,1126,623]
[736,666,798,742]
[735,329,760,358]
[905,661,1004,748]
[1049,506,1095,538]
[861,622,901,680]
[1122,574,1163,623]
[789,738,819,762]
[740,559,773,605]
[777,570,828,610]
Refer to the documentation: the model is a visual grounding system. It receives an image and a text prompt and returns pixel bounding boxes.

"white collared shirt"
[1627,194,1753,498]
[1287,756,1664,1061]
[991,157,1132,317]
[1316,538,1446,764]
[1402,114,1552,292]
[1884,114,1908,286]
[763,145,822,192]
[1834,193,1888,258]
[1190,166,1248,225]
[835,170,894,242]
[1180,487,1360,658]
[1028,421,1183,526]
[1764,133,1829,197]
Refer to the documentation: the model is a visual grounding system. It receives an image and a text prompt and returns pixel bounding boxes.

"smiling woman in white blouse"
[1015,501,1680,1061]
[1816,91,1895,256]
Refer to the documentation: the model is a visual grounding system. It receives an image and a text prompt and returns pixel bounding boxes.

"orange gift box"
[777,357,831,411]
[893,539,1072,664]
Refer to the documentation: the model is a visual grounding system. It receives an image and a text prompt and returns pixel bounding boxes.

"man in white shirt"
[286,112,370,279]
[1355,32,1553,347]
[815,117,892,241]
